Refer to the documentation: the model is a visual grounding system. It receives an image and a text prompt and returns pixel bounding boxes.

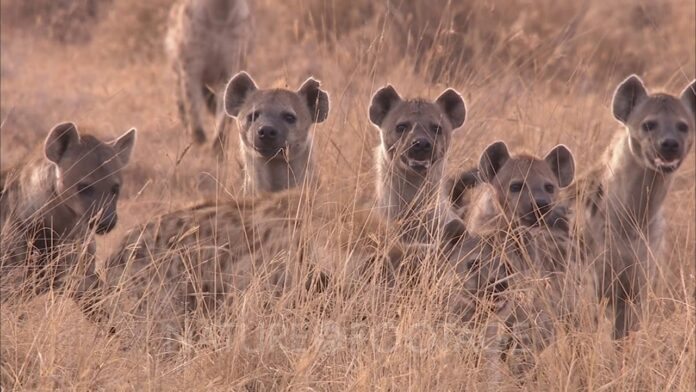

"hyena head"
[478,141,575,228]
[612,75,696,173]
[44,122,136,234]
[224,71,329,160]
[369,85,466,176]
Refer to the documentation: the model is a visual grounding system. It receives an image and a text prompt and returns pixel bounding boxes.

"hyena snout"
[658,137,682,161]
[257,125,279,140]
[89,203,118,234]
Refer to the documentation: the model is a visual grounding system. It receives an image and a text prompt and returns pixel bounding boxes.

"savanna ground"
[0,0,695,390]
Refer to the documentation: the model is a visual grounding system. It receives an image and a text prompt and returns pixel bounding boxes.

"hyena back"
[104,188,394,356]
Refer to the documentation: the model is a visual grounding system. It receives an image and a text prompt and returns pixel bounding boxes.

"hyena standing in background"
[0,122,136,310]
[577,75,695,339]
[223,71,329,194]
[369,85,467,242]
[166,0,253,153]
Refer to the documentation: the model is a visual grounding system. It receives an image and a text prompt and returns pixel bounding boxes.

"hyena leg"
[179,64,207,144]
[211,90,231,158]
[612,271,644,340]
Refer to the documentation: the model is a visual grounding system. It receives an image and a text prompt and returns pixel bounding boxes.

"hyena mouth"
[652,156,681,173]
[254,145,285,158]
[400,155,433,172]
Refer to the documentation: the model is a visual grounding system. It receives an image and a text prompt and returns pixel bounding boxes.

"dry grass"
[1,0,694,390]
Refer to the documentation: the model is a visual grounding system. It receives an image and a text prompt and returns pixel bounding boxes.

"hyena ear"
[369,85,402,127]
[435,88,466,130]
[110,128,137,166]
[478,141,510,183]
[224,71,258,117]
[297,77,330,123]
[680,79,696,117]
[612,74,648,124]
[44,122,80,164]
[544,144,575,188]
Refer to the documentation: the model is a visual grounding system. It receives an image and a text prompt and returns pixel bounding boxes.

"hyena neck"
[243,146,314,194]
[603,133,672,232]
[376,146,446,222]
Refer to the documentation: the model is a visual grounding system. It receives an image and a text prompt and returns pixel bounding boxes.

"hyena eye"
[77,183,94,197]
[466,258,481,270]
[430,123,442,134]
[676,121,689,133]
[509,182,523,193]
[544,183,555,193]
[283,113,297,124]
[111,184,121,196]
[642,120,657,132]
[396,123,409,134]
[247,111,260,123]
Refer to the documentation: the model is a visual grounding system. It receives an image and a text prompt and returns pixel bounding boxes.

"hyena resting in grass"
[446,141,580,376]
[369,85,466,242]
[575,75,696,340]
[223,71,329,194]
[166,0,253,152]
[0,122,135,307]
[104,187,399,356]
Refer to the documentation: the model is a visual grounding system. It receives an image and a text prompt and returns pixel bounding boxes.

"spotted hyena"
[0,122,136,310]
[445,141,580,375]
[369,84,467,242]
[103,187,393,356]
[576,75,695,339]
[223,71,329,194]
[165,0,253,152]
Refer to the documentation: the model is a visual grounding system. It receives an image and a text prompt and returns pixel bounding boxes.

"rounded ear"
[44,122,80,164]
[478,141,510,183]
[612,74,648,124]
[680,79,696,117]
[544,144,575,188]
[369,85,402,127]
[297,77,330,123]
[224,71,258,117]
[110,128,137,166]
[435,88,466,129]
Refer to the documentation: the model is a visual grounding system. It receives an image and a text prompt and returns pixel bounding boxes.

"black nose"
[411,139,432,152]
[534,198,550,213]
[257,126,277,139]
[492,279,508,293]
[96,214,117,234]
[659,138,680,158]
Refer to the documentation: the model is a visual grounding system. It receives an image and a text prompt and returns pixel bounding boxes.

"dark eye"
[430,123,442,134]
[111,184,121,195]
[77,183,94,197]
[509,182,523,193]
[396,123,409,134]
[544,183,555,194]
[642,120,657,132]
[284,113,297,124]
[246,111,260,123]
[676,121,689,133]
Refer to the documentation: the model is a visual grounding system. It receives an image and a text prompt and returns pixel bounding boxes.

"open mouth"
[254,146,284,158]
[401,156,432,172]
[651,156,681,173]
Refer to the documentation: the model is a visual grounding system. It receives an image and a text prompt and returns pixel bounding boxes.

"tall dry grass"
[1,0,694,390]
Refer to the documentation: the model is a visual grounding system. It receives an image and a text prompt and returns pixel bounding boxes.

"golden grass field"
[1,0,695,390]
